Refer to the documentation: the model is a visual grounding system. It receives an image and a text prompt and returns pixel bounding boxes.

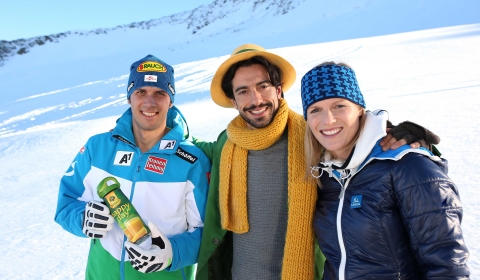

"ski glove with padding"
[125,221,173,273]
[82,201,114,238]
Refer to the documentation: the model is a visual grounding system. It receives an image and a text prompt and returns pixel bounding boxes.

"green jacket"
[193,131,325,280]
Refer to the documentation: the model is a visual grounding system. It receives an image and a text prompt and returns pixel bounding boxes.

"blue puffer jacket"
[314,110,469,279]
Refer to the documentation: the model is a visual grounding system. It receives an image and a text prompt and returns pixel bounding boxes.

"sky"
[0,0,479,278]
[0,0,213,41]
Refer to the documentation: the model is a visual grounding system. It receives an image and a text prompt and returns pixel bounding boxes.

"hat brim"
[210,50,296,108]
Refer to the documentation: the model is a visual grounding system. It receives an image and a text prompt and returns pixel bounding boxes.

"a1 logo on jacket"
[114,151,134,166]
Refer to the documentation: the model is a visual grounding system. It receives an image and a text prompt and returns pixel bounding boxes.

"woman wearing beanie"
[301,62,470,279]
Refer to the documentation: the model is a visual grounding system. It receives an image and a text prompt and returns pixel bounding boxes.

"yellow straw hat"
[210,43,296,108]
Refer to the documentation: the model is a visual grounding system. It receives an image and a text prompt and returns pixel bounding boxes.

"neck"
[133,126,170,153]
[333,148,352,162]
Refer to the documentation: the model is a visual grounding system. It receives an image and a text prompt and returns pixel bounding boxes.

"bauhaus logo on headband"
[137,61,167,72]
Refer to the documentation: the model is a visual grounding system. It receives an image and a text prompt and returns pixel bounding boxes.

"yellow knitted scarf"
[219,99,317,280]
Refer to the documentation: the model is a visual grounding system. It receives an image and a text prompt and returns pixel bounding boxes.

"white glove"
[82,201,114,238]
[125,221,173,273]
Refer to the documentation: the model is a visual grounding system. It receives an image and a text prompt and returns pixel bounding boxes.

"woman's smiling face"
[306,98,362,160]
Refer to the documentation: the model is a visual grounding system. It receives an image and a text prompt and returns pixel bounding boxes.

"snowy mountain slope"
[0,24,479,279]
[1,0,479,137]
[0,0,479,278]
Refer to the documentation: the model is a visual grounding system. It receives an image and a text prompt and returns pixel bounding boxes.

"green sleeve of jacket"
[315,241,325,280]
[191,137,217,161]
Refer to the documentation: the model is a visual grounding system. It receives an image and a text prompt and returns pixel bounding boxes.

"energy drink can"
[97,176,150,245]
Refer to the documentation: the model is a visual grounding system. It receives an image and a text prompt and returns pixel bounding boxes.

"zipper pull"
[339,184,346,199]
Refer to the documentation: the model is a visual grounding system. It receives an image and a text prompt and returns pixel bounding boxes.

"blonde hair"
[303,61,367,185]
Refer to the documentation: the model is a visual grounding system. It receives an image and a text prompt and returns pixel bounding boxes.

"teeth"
[322,128,341,135]
[251,107,267,114]
[143,112,156,117]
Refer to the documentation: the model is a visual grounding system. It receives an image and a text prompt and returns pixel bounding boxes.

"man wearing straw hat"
[193,44,439,280]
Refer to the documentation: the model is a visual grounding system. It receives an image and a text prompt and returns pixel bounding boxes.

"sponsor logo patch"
[127,81,134,92]
[79,146,86,154]
[175,147,198,164]
[137,61,167,73]
[145,156,167,174]
[350,195,362,209]
[64,161,76,177]
[144,75,157,82]
[114,151,134,166]
[159,140,176,150]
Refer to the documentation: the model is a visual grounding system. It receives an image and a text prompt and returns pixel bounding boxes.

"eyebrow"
[135,88,167,94]
[233,79,272,94]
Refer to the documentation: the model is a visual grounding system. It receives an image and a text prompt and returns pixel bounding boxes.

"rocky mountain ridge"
[0,0,303,66]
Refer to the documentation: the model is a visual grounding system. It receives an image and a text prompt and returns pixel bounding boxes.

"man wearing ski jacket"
[54,55,211,280]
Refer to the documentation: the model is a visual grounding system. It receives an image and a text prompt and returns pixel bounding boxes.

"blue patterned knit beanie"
[301,64,365,119]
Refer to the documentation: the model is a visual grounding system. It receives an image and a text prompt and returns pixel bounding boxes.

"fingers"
[147,221,161,238]
[84,218,114,232]
[382,137,407,151]
[86,201,113,219]
[86,201,114,223]
[380,134,393,147]
[410,142,420,149]
[83,201,114,238]
[148,221,168,250]
[125,241,164,273]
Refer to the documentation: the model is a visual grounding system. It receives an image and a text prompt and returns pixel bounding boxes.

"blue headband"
[127,54,175,102]
[301,64,365,119]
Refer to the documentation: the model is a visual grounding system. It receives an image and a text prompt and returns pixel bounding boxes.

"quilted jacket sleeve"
[393,153,469,278]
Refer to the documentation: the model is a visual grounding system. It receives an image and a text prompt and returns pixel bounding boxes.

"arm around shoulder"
[191,130,227,161]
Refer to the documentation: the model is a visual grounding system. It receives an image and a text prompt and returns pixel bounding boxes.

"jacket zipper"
[120,149,142,280]
[325,165,365,279]
[336,176,352,280]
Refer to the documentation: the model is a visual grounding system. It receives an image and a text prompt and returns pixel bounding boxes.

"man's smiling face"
[230,64,282,129]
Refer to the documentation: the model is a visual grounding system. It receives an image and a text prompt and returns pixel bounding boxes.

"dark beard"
[240,102,279,129]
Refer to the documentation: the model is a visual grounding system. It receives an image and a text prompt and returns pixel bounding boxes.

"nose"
[249,88,264,105]
[143,94,156,106]
[323,110,335,125]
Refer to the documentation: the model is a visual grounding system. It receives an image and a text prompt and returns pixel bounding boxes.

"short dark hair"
[221,55,284,100]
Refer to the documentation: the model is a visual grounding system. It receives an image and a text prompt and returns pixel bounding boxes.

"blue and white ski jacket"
[314,110,469,279]
[54,107,211,280]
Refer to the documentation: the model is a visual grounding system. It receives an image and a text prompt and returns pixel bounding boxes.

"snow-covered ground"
[0,1,479,278]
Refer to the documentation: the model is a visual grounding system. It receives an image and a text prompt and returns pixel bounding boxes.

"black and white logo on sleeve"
[114,151,134,166]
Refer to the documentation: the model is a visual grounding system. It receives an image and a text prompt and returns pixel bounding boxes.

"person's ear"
[276,86,282,99]
[230,99,238,110]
